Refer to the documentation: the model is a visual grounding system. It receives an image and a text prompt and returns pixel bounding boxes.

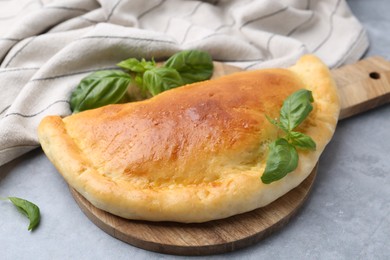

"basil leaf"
[288,131,316,150]
[261,138,299,184]
[143,67,183,96]
[164,49,213,84]
[117,58,156,73]
[70,70,132,113]
[280,89,314,131]
[8,197,40,231]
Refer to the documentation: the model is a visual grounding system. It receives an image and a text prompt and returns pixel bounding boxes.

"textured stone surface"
[1,0,389,259]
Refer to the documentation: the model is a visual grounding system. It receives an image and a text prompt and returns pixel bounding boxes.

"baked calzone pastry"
[38,55,339,223]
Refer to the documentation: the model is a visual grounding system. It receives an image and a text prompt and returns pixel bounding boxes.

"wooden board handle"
[331,56,390,119]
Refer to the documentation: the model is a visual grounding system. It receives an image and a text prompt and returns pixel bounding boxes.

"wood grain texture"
[331,56,390,119]
[70,165,317,256]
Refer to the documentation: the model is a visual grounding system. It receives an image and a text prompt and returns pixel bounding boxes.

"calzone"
[38,55,339,223]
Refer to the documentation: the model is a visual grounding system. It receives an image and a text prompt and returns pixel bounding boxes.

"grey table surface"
[1,0,389,259]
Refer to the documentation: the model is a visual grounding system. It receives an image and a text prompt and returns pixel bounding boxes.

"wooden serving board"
[69,56,390,256]
[70,165,317,256]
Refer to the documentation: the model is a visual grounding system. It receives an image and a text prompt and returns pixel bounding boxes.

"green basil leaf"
[117,58,156,73]
[288,131,316,150]
[261,138,299,184]
[164,49,213,84]
[143,67,183,96]
[134,74,145,93]
[70,70,132,113]
[8,197,40,231]
[280,89,314,131]
[117,58,144,72]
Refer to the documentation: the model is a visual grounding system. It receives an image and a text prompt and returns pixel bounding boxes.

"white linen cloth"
[0,0,368,166]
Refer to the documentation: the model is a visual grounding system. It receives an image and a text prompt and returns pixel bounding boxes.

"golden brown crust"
[38,55,339,222]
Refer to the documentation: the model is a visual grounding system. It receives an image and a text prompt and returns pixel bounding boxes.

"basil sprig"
[261,89,316,184]
[2,197,40,231]
[117,58,156,94]
[70,50,213,113]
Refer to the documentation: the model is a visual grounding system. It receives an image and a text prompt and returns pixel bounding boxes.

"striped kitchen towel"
[0,0,368,166]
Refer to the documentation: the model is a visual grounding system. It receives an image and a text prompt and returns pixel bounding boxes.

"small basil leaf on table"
[143,67,183,96]
[288,131,316,150]
[261,138,299,184]
[280,89,314,131]
[70,70,132,113]
[164,49,213,84]
[8,197,40,231]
